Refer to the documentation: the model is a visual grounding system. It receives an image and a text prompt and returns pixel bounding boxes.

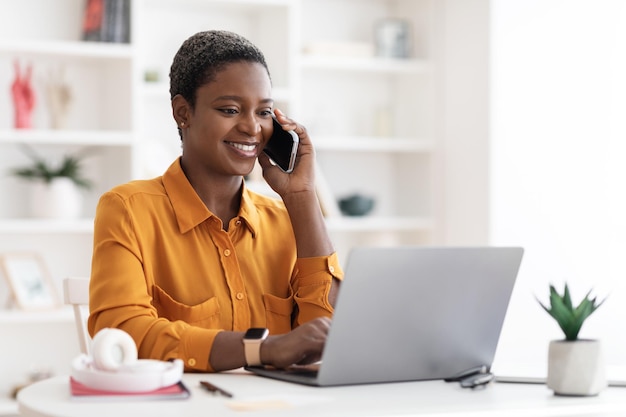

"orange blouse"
[88,158,343,372]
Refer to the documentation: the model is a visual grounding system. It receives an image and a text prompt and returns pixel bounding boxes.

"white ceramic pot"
[547,339,607,396]
[30,177,83,219]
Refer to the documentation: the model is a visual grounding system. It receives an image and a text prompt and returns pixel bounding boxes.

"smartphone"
[263,114,299,173]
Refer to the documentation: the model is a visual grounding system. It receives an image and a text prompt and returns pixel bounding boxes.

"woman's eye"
[219,108,238,115]
[259,109,272,117]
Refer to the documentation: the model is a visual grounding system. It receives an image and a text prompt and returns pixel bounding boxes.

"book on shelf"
[82,0,131,43]
[69,377,191,401]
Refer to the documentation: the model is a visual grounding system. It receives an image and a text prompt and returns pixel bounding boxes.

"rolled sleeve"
[295,252,344,283]
[292,252,344,324]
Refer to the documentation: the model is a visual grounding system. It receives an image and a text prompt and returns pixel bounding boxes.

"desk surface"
[17,370,626,417]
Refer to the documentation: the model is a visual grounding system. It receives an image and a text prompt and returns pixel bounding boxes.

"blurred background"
[0,0,625,412]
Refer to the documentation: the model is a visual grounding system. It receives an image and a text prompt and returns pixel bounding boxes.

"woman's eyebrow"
[214,95,274,104]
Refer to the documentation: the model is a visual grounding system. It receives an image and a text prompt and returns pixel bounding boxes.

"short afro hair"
[169,30,271,108]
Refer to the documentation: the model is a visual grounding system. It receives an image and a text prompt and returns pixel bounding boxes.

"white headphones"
[71,328,184,392]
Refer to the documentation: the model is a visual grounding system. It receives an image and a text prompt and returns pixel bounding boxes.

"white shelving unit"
[0,0,134,403]
[0,0,438,270]
[0,0,490,406]
[295,0,438,261]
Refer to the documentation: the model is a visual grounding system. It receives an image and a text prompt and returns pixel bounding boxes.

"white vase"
[547,339,607,396]
[31,177,83,219]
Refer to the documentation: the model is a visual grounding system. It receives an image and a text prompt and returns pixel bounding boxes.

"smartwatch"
[243,328,269,366]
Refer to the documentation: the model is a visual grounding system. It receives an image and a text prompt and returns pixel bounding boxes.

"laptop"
[246,246,524,387]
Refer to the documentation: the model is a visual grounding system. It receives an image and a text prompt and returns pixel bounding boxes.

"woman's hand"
[258,108,316,198]
[260,316,331,369]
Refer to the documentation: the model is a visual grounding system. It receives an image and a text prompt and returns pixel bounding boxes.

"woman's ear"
[172,94,190,128]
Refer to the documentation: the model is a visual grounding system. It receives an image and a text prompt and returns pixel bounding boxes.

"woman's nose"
[237,113,262,136]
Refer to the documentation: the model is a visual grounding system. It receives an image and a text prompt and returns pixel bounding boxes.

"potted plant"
[537,283,606,396]
[11,145,92,219]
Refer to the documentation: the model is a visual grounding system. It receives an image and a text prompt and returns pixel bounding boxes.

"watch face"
[245,328,268,340]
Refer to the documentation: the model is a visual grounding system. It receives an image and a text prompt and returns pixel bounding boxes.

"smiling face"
[176,61,274,179]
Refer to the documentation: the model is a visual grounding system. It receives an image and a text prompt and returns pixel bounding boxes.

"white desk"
[17,370,626,417]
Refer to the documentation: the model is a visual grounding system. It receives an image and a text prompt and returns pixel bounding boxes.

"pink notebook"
[69,377,190,401]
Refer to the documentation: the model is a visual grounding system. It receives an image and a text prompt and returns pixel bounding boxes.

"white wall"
[436,0,491,245]
[490,0,626,379]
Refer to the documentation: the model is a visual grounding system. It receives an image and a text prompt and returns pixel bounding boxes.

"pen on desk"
[200,380,234,398]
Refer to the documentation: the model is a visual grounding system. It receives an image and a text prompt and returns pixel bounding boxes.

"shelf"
[314,136,433,153]
[150,0,293,10]
[141,82,292,104]
[0,39,133,60]
[0,306,73,324]
[0,219,94,234]
[0,130,134,146]
[325,216,433,232]
[299,55,432,73]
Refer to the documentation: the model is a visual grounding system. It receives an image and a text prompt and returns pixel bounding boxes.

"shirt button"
[329,265,335,273]
[235,220,242,226]
[188,358,196,367]
[236,292,244,300]
[224,249,231,256]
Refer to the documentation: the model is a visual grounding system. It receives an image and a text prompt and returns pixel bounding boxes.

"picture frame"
[0,252,59,310]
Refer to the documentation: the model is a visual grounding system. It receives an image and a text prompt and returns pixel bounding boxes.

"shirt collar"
[239,184,260,237]
[163,158,259,236]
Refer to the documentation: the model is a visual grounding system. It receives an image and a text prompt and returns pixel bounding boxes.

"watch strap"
[243,328,268,367]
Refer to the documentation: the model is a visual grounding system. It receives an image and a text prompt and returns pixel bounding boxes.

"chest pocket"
[152,285,221,328]
[263,292,295,335]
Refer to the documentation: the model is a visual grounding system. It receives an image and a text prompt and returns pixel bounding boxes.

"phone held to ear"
[263,114,299,173]
[71,328,184,393]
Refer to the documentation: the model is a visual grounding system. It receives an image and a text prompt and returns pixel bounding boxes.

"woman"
[88,30,343,372]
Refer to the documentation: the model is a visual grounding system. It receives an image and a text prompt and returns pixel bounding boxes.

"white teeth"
[231,142,257,152]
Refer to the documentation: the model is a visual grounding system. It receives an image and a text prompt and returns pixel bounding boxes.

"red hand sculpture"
[11,60,36,129]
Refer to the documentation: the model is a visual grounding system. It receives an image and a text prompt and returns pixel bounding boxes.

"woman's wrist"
[281,189,317,206]
[259,335,277,365]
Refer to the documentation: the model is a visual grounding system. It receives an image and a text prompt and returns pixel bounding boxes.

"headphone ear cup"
[91,328,138,371]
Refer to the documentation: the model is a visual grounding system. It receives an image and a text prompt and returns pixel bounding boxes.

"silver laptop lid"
[317,246,524,386]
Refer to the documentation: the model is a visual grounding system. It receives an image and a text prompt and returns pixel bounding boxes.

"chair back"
[63,277,91,355]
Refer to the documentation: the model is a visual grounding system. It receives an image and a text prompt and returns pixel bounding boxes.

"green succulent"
[11,145,92,189]
[537,283,605,341]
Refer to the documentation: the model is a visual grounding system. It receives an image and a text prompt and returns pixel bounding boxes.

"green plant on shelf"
[10,144,92,189]
[537,283,605,341]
